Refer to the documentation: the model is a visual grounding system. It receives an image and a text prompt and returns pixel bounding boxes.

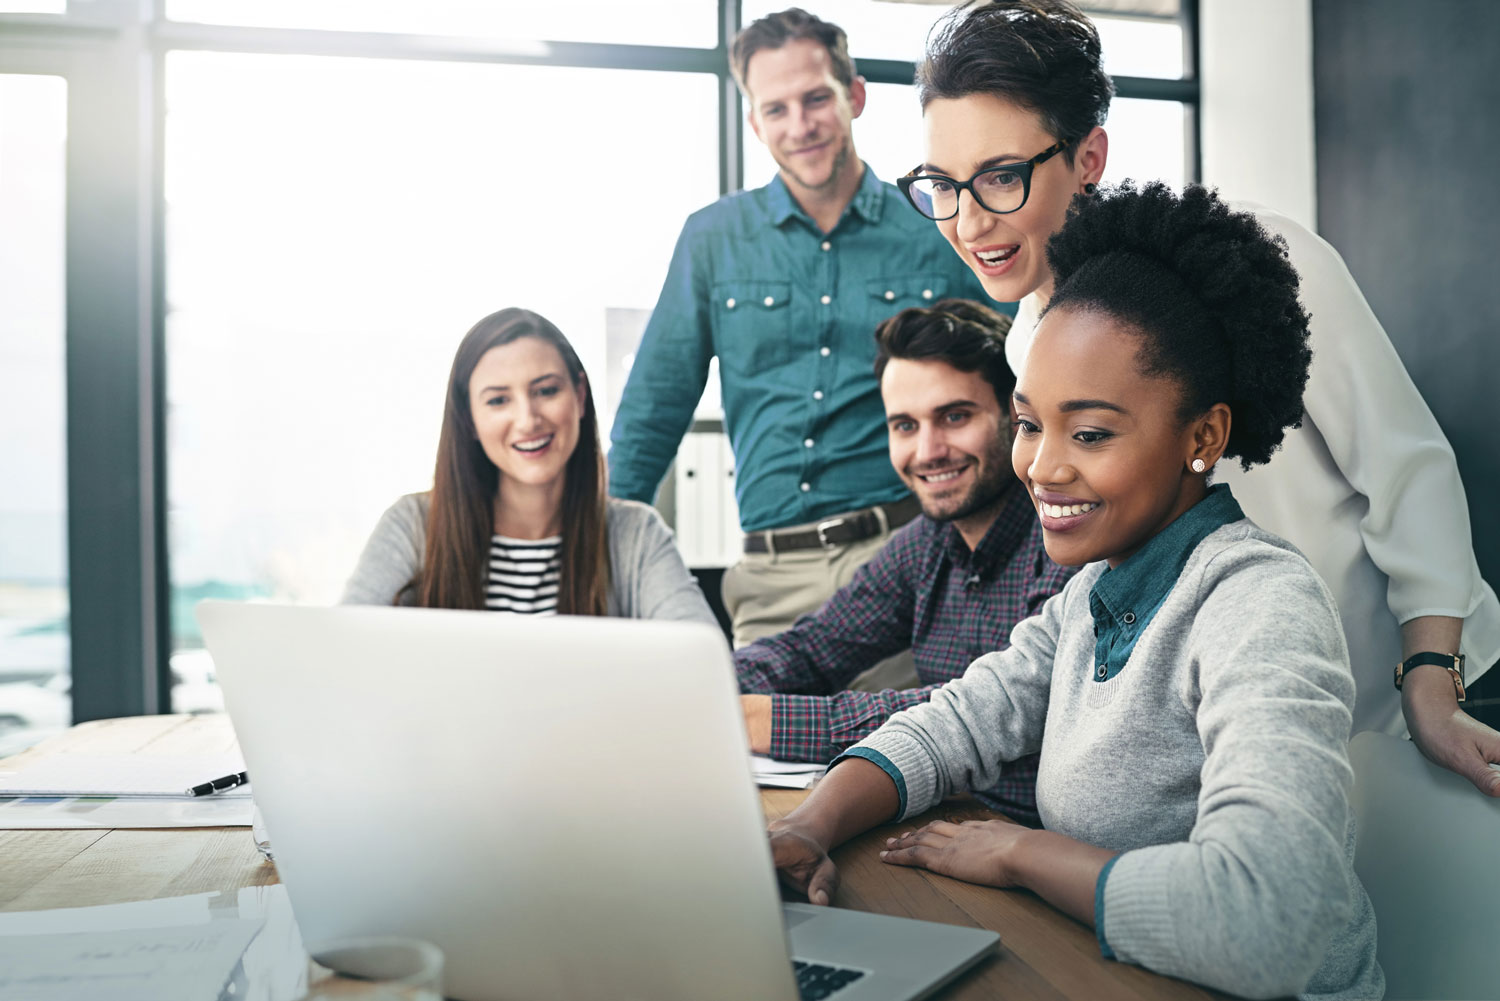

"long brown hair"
[402,308,611,615]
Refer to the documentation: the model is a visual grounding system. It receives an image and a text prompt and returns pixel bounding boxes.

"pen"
[185,770,250,797]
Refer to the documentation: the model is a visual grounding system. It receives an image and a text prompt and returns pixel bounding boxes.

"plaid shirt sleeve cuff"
[768,695,837,762]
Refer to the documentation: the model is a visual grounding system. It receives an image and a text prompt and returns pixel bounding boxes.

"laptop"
[198,601,999,1001]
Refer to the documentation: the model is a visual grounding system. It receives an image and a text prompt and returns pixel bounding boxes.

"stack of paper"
[0,750,254,829]
[751,754,826,789]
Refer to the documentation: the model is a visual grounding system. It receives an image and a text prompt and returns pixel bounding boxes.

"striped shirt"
[486,535,562,615]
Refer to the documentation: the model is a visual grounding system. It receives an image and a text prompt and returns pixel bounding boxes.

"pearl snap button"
[820,241,831,251]
[800,482,811,492]
[813,390,824,400]
[820,346,830,356]
[922,289,933,299]
[763,295,775,307]
[884,290,895,301]
[1122,611,1136,624]
[804,438,814,448]
[820,294,831,305]
[1097,665,1108,679]
[726,298,736,309]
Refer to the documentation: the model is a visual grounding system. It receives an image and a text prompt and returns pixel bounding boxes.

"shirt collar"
[941,481,1034,575]
[764,161,884,229]
[1090,483,1244,622]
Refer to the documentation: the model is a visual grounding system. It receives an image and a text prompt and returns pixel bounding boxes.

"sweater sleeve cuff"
[1094,854,1122,961]
[768,695,836,762]
[832,748,906,817]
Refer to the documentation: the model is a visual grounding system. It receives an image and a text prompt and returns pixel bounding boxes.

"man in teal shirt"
[609,8,990,656]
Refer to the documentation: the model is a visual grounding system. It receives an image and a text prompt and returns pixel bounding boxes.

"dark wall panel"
[1313,0,1500,586]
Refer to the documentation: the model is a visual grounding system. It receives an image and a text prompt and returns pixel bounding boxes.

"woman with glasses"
[342,307,718,625]
[897,0,1500,796]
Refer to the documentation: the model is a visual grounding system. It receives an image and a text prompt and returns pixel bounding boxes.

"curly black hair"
[873,298,1015,407]
[1042,181,1312,469]
[917,0,1113,167]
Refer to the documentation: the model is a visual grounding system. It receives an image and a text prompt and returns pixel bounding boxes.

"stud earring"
[1190,458,1206,473]
[1083,182,1097,195]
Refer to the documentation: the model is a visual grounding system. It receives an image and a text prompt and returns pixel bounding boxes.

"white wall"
[1198,0,1317,231]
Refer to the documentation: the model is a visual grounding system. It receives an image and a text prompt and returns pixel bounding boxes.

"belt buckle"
[815,517,846,549]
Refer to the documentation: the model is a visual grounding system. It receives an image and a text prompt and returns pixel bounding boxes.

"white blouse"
[1007,202,1500,734]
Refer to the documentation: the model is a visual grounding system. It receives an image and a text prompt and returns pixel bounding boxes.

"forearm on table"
[1008,829,1115,928]
[774,757,900,851]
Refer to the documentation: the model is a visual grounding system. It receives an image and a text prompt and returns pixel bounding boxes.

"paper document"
[0,885,308,1001]
[750,754,825,789]
[0,752,249,798]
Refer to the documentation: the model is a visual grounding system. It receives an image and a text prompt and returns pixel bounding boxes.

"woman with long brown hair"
[343,307,716,623]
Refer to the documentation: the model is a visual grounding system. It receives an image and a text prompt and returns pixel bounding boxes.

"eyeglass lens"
[908,167,1028,220]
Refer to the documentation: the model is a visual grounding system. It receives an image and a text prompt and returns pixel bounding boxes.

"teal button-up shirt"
[607,164,994,533]
[1087,484,1246,682]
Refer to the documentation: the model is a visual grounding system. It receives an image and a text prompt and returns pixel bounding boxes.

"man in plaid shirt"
[737,299,1074,824]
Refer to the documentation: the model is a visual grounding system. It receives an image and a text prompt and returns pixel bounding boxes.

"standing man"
[609,8,991,654]
[737,300,1072,825]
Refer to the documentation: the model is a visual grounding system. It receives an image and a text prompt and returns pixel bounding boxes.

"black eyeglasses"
[897,138,1073,221]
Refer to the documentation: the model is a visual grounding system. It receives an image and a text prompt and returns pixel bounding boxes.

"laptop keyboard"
[793,959,867,999]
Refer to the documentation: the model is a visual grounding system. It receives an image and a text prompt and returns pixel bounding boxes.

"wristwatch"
[1394,651,1466,702]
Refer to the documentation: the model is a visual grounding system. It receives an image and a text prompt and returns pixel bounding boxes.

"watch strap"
[1394,651,1467,702]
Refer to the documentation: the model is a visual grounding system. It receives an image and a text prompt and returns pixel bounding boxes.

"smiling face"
[467,336,585,497]
[882,356,1014,546]
[922,93,1105,303]
[1011,307,1224,568]
[745,38,866,196]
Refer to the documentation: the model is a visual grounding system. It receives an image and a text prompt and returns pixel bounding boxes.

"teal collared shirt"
[608,164,994,533]
[1087,484,1245,683]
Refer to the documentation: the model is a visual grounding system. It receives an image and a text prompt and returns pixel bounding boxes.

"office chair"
[1349,731,1500,1000]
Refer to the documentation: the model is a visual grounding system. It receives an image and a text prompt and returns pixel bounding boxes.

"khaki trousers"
[722,527,918,693]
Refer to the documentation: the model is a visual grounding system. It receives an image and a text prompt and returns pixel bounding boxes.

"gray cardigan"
[341,493,718,627]
[855,519,1383,1001]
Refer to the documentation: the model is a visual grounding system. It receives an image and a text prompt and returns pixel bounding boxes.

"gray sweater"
[855,520,1383,1000]
[341,493,718,627]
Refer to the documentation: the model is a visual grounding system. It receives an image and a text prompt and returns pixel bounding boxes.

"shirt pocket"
[711,280,795,375]
[864,275,954,329]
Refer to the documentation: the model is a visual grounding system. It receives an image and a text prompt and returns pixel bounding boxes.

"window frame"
[0,0,1198,721]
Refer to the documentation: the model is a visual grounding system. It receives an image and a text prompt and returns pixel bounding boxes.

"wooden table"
[1,716,1234,1001]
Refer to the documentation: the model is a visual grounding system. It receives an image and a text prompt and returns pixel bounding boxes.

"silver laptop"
[198,601,998,1001]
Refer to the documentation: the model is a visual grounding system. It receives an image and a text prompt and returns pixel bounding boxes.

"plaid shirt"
[736,484,1075,824]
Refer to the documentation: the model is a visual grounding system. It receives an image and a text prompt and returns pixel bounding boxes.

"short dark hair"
[1043,181,1312,470]
[873,298,1016,408]
[917,0,1113,166]
[730,7,856,98]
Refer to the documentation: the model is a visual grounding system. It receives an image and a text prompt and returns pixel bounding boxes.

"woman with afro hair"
[897,0,1499,797]
[766,184,1383,1001]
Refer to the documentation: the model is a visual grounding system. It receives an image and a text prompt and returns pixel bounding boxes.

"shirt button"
[820,346,831,357]
[1097,665,1108,680]
[812,390,824,400]
[820,294,831,305]
[725,297,736,309]
[884,290,896,301]
[922,289,934,300]
[820,241,831,252]
[763,295,775,307]
[800,482,811,492]
[1122,611,1136,624]
[804,438,815,448]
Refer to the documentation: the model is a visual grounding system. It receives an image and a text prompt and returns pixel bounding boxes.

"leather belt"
[743,497,921,554]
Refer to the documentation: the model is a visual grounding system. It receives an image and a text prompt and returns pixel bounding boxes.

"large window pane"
[739,2,1184,79]
[165,0,716,49]
[164,54,719,707]
[1103,97,1187,191]
[0,74,70,754]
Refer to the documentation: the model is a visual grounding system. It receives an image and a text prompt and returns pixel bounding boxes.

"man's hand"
[879,819,1027,887]
[767,821,839,906]
[742,694,773,755]
[1403,669,1500,797]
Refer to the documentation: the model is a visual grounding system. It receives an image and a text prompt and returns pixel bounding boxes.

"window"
[0,73,70,752]
[163,54,718,703]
